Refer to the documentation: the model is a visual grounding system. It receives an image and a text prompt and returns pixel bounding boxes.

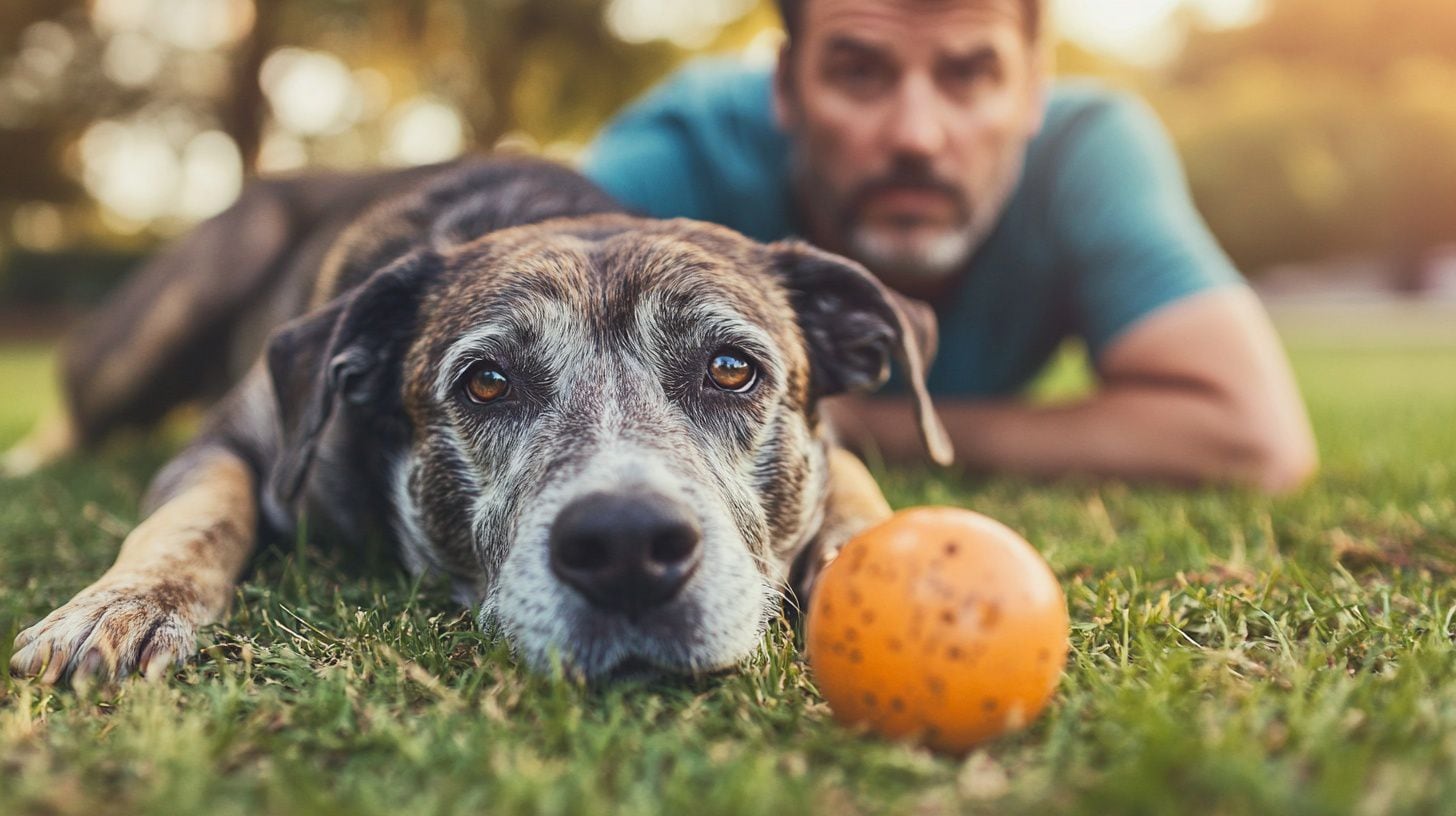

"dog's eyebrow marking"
[634,292,785,384]
[435,325,515,403]
[433,300,576,403]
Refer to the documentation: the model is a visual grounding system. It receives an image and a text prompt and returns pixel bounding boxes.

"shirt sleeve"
[581,60,795,243]
[580,83,712,221]
[1050,93,1244,360]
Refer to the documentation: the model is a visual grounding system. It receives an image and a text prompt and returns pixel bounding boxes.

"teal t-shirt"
[583,60,1242,397]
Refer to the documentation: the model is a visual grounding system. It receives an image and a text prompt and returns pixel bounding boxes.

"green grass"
[3,329,1455,815]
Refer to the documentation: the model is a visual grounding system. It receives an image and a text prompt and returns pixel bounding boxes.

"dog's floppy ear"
[769,240,954,466]
[265,251,442,501]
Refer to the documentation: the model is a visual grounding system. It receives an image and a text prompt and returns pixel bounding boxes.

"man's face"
[775,0,1048,289]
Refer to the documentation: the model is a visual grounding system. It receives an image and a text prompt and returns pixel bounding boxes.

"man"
[584,0,1317,493]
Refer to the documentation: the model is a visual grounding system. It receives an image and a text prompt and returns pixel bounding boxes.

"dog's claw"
[72,647,104,681]
[40,646,69,685]
[8,642,38,679]
[139,647,177,682]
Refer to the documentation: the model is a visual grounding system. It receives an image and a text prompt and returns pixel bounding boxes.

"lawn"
[2,321,1455,815]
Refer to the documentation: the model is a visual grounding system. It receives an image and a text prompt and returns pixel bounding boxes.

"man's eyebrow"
[823,35,891,60]
[938,44,1003,68]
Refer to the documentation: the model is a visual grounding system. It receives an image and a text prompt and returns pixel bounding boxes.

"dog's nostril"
[649,524,698,566]
[556,535,610,572]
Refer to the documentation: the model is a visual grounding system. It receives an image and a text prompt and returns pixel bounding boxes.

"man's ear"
[768,240,954,466]
[265,251,442,502]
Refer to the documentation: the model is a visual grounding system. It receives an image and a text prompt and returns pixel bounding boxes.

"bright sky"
[1053,0,1266,64]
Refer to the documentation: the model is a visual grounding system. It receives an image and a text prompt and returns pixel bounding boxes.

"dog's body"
[7,158,951,682]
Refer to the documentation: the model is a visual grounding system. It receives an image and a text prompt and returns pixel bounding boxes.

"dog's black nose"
[549,491,703,615]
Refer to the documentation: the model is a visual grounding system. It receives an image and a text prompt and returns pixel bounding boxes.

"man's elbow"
[1242,429,1319,496]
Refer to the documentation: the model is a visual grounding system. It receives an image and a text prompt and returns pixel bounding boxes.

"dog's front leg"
[792,447,894,600]
[10,448,257,683]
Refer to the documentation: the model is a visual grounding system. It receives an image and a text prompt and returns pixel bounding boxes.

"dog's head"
[267,213,949,680]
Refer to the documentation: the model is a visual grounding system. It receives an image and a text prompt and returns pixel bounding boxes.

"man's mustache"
[843,169,972,227]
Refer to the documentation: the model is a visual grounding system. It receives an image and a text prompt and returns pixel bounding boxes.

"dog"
[4,157,953,683]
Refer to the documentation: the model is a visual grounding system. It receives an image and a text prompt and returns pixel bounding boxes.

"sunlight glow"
[384,98,468,166]
[260,48,362,136]
[606,0,757,49]
[79,119,179,223]
[176,130,243,219]
[77,118,242,225]
[91,0,254,49]
[102,31,166,87]
[1054,0,1266,63]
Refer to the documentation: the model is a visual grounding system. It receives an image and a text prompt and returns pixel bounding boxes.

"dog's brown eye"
[464,365,509,404]
[707,350,757,393]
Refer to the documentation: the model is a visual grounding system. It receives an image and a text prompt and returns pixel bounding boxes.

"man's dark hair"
[775,0,1044,43]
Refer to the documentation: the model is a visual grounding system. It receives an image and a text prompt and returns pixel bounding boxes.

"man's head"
[773,0,1050,292]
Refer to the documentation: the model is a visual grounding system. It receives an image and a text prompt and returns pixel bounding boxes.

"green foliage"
[2,322,1455,814]
[1152,0,1456,270]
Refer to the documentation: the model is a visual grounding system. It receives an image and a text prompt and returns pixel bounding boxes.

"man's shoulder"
[596,57,777,139]
[1030,80,1163,173]
[584,58,791,240]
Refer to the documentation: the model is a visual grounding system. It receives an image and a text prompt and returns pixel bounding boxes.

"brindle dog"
[5,158,952,683]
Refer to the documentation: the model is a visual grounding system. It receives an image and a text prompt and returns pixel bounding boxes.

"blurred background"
[0,0,1454,333]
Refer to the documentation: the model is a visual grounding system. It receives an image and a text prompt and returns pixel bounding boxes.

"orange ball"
[806,507,1069,753]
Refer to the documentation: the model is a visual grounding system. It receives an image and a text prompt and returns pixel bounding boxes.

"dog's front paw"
[9,579,201,684]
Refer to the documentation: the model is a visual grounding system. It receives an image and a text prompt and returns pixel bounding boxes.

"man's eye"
[827,59,893,97]
[938,57,1001,96]
[463,363,509,404]
[706,350,758,393]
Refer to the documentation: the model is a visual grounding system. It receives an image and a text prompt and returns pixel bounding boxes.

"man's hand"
[823,287,1318,494]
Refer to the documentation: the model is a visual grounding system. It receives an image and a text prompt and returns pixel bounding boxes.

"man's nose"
[548,491,703,616]
[884,74,949,158]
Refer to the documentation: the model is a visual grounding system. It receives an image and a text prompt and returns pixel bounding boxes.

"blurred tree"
[1157,0,1456,274]
[0,0,765,305]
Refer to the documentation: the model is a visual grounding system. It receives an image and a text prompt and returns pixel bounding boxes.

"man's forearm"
[824,386,1314,492]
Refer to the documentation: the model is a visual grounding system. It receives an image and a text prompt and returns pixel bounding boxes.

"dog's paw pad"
[9,584,200,684]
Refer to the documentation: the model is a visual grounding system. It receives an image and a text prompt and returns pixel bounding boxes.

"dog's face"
[269,213,948,680]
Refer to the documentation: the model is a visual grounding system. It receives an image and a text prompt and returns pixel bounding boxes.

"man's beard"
[794,154,1017,284]
[848,218,979,283]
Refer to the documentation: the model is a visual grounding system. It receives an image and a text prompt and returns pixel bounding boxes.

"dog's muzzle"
[548,491,703,617]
